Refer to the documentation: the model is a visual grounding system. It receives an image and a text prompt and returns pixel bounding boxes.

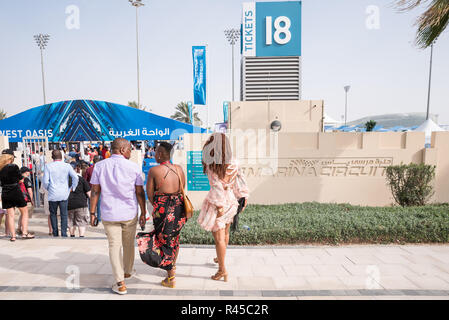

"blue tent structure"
[0,100,207,142]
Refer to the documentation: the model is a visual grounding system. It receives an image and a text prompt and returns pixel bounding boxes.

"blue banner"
[192,46,207,105]
[187,101,193,124]
[223,101,229,123]
[0,100,207,142]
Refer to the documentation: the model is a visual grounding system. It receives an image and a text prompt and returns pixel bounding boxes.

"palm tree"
[0,109,7,120]
[128,101,149,112]
[396,0,449,48]
[365,120,377,132]
[170,102,203,126]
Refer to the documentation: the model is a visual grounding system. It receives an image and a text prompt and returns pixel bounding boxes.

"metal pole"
[426,43,433,121]
[40,48,47,105]
[206,44,209,131]
[344,91,347,126]
[231,43,235,102]
[136,6,141,109]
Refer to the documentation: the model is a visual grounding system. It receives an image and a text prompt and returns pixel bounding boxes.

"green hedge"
[180,202,449,245]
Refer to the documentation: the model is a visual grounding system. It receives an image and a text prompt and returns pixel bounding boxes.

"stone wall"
[174,131,449,208]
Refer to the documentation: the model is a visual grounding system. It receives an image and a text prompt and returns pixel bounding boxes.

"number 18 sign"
[242,1,302,57]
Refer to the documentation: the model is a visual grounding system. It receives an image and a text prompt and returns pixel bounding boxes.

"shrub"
[180,202,449,245]
[385,163,436,207]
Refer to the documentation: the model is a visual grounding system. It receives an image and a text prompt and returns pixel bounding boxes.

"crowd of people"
[0,144,112,239]
[0,134,250,295]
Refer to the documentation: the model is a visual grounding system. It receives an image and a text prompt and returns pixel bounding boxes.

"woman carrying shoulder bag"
[197,133,250,282]
[137,142,188,288]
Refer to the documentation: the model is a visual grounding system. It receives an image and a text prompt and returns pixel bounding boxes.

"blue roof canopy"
[0,100,207,142]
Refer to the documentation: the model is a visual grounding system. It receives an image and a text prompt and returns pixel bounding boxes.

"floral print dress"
[137,192,186,271]
[197,159,249,232]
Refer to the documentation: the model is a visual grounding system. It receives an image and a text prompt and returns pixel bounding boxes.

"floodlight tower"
[34,34,50,105]
[224,28,241,102]
[129,0,145,109]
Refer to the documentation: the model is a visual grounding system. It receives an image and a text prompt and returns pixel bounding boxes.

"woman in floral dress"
[198,133,249,282]
[137,142,186,288]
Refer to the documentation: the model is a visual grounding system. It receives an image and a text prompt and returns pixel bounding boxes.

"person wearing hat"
[16,167,35,236]
[0,149,34,241]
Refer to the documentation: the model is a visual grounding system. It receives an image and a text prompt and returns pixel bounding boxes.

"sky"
[0,0,448,126]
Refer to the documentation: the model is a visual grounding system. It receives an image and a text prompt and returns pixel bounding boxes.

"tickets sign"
[242,1,302,57]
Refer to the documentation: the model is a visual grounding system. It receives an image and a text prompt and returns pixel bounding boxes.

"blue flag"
[223,101,229,123]
[187,101,193,124]
[192,46,206,105]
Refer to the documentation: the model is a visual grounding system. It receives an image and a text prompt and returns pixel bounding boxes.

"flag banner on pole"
[187,101,193,124]
[223,101,229,123]
[192,46,207,105]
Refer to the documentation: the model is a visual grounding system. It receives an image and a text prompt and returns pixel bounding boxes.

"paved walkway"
[0,211,449,300]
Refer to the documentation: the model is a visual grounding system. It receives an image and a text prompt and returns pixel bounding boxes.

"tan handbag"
[176,166,194,219]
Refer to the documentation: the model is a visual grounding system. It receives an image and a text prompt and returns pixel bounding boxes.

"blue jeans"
[49,200,68,237]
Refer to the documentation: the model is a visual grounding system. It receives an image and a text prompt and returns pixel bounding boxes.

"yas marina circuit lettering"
[241,157,393,178]
[0,129,53,139]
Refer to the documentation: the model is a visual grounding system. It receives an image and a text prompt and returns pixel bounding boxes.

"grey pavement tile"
[343,290,362,296]
[328,290,348,296]
[146,289,175,295]
[427,290,449,296]
[58,288,83,294]
[219,290,234,296]
[204,290,220,296]
[401,290,424,296]
[16,286,37,293]
[2,286,19,293]
[136,289,154,295]
[232,290,262,297]
[261,290,294,297]
[175,290,186,296]
[358,289,387,296]
[310,290,333,296]
[182,290,206,296]
[292,290,307,296]
[384,290,404,296]
[30,286,58,293]
[0,287,9,292]
[80,287,109,294]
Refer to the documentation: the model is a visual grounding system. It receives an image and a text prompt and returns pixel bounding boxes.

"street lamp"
[224,28,240,102]
[34,34,50,105]
[129,0,145,109]
[344,85,350,125]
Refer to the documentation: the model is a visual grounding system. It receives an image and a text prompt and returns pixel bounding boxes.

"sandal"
[161,276,176,288]
[211,270,228,282]
[10,237,16,242]
[213,257,218,264]
[21,233,35,240]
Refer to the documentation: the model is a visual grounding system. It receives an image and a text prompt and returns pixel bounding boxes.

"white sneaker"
[124,269,137,279]
[112,281,127,295]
